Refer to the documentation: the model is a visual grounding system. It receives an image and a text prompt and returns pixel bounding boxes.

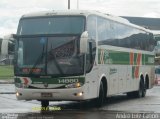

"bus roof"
[21,10,152,33]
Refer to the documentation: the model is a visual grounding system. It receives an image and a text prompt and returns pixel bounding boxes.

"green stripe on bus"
[145,55,155,65]
[98,49,154,65]
[109,51,129,65]
[14,77,85,84]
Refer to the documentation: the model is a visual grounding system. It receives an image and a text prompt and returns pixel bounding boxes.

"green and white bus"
[14,10,155,108]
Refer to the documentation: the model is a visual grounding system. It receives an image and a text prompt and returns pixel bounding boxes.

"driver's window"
[87,15,97,40]
[86,15,97,72]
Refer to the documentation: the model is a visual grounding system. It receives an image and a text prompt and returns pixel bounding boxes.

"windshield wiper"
[29,41,64,75]
[29,44,45,75]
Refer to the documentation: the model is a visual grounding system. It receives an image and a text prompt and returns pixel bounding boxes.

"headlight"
[65,82,82,88]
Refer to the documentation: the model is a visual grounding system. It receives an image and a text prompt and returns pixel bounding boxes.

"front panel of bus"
[14,15,95,101]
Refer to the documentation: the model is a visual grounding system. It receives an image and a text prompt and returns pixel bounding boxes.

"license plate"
[41,93,52,97]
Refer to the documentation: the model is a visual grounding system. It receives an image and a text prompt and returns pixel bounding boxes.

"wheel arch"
[98,75,108,98]
[140,74,144,83]
[140,72,149,89]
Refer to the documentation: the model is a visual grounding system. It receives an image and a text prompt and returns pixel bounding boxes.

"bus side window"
[87,15,96,40]
[86,15,97,72]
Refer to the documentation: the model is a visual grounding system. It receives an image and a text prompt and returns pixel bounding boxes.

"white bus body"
[14,10,155,107]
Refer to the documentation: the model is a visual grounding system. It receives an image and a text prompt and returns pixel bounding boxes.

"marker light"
[75,82,81,87]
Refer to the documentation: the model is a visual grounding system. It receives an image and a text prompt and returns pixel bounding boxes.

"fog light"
[16,92,22,96]
[16,92,20,96]
[75,92,83,96]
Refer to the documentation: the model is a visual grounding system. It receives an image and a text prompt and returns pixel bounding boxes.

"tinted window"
[87,16,96,40]
[17,16,85,35]
[15,36,84,76]
[86,15,97,72]
[96,16,154,51]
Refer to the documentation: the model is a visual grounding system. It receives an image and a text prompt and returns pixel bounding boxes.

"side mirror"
[80,31,89,54]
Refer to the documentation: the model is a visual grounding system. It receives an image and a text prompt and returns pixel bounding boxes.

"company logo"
[44,83,48,88]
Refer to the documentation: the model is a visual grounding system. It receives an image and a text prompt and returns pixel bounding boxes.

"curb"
[0,80,14,84]
[0,92,15,94]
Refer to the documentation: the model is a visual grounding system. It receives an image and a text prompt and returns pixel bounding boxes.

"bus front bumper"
[15,87,87,101]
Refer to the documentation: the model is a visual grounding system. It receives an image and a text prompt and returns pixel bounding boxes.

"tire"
[135,80,146,98]
[95,81,105,107]
[142,81,146,97]
[41,100,49,111]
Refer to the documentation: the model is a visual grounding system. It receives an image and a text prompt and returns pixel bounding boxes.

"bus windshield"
[15,16,85,76]
[17,16,85,35]
[15,36,84,76]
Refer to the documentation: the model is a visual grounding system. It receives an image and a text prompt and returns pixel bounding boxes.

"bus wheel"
[95,81,105,107]
[41,100,49,111]
[142,81,146,97]
[135,80,145,98]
